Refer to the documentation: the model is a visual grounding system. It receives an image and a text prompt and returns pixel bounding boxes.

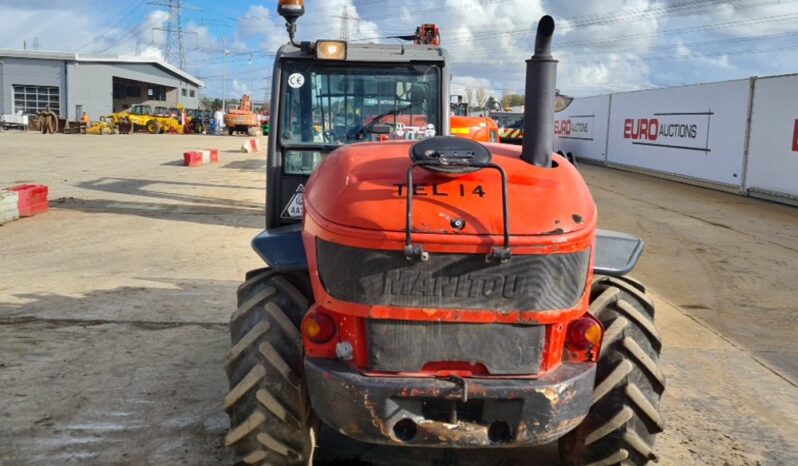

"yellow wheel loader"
[104,105,187,134]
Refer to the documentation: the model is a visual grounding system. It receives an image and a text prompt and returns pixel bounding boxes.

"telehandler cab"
[224,2,664,465]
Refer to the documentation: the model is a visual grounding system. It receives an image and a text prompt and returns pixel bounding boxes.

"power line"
[440,0,798,45]
[94,20,150,54]
[459,40,798,69]
[75,1,146,52]
[447,15,798,62]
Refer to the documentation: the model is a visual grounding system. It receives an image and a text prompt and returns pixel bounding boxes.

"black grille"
[367,320,545,374]
[316,239,590,311]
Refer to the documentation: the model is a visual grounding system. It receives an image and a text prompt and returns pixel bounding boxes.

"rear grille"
[366,320,545,375]
[316,238,590,312]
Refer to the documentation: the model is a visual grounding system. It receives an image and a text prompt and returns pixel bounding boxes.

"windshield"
[280,62,441,146]
[131,105,152,116]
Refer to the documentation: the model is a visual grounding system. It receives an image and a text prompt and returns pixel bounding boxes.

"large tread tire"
[146,119,161,134]
[225,268,316,466]
[560,275,665,466]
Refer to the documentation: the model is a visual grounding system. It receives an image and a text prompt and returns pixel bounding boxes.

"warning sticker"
[288,73,305,89]
[281,184,305,219]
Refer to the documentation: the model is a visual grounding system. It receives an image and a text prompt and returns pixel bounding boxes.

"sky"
[2,0,798,102]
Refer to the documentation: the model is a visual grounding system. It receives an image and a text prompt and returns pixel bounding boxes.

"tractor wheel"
[145,120,161,134]
[560,275,665,466]
[224,268,317,466]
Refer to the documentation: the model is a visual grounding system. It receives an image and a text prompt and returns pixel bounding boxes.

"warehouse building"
[0,50,203,120]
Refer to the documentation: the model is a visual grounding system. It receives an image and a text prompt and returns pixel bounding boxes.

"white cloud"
[675,40,733,70]
[451,76,504,101]
[0,1,97,51]
[238,5,273,40]
[232,79,250,96]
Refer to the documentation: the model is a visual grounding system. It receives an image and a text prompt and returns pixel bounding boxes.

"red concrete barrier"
[183,149,220,167]
[241,139,262,153]
[8,184,48,217]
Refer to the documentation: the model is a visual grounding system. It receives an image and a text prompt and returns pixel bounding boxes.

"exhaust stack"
[521,16,558,167]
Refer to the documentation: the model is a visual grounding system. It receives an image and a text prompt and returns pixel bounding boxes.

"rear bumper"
[305,359,595,448]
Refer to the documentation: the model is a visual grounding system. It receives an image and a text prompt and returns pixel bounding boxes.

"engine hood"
[304,141,596,240]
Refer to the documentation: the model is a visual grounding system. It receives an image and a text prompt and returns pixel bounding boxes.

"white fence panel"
[606,80,751,187]
[745,74,798,200]
[553,95,610,162]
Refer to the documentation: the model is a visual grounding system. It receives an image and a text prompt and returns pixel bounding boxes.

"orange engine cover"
[302,140,597,326]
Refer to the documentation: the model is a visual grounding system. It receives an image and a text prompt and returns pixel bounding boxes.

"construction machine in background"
[450,95,501,143]
[223,3,664,466]
[450,114,500,143]
[188,109,212,134]
[224,94,261,136]
[102,104,186,134]
[494,91,574,146]
[494,111,525,145]
[123,105,163,134]
[450,95,469,117]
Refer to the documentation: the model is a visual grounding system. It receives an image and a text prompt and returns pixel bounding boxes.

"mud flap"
[594,229,644,276]
[251,224,308,271]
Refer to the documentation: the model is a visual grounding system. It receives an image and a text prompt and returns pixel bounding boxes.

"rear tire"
[225,268,317,466]
[560,275,665,466]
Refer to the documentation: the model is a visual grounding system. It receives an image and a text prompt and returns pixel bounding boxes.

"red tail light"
[301,311,336,344]
[566,317,603,351]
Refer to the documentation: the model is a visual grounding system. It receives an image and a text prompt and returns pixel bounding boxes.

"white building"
[0,50,204,120]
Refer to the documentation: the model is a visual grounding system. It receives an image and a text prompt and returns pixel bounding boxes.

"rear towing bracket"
[304,358,596,448]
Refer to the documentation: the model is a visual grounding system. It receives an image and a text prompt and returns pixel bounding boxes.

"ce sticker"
[288,73,305,89]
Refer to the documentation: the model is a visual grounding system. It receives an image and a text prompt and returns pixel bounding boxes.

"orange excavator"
[224,94,260,136]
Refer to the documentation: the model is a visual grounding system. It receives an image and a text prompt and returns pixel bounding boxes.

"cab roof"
[276,42,447,63]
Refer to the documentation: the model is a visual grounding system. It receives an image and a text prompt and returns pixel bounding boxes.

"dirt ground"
[0,132,796,465]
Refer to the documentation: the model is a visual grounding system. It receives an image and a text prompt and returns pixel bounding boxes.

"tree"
[464,88,475,107]
[475,88,488,108]
[501,93,525,109]
[200,97,214,110]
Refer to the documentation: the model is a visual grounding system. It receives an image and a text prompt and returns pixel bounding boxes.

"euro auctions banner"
[607,80,751,187]
[622,113,711,152]
[553,95,610,162]
[745,74,798,199]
